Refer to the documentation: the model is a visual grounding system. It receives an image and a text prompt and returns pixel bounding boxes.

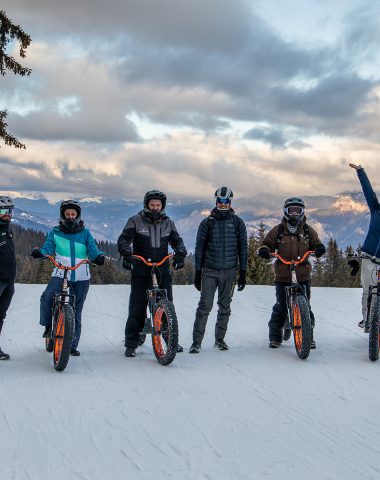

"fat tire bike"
[271,250,315,360]
[132,254,178,366]
[43,255,91,371]
[358,253,380,361]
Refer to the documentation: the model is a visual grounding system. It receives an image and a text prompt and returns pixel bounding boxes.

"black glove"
[31,247,44,259]
[194,270,202,291]
[258,247,271,260]
[348,258,360,276]
[237,270,246,291]
[314,244,326,259]
[93,254,105,266]
[173,254,185,270]
[122,253,133,271]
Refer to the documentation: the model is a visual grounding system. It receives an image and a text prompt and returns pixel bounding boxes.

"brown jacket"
[259,218,323,282]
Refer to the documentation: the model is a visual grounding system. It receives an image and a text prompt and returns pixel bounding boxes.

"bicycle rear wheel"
[368,294,379,361]
[53,303,75,371]
[152,299,178,366]
[292,295,312,360]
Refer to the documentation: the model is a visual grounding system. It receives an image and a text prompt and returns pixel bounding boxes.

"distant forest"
[11,223,360,287]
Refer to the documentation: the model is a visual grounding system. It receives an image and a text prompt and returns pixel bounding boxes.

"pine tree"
[0,10,32,149]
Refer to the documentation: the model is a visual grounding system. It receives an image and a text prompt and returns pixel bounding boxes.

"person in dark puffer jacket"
[189,187,247,353]
[118,190,187,357]
[0,196,16,360]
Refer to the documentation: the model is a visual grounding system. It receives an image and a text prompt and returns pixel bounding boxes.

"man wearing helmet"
[31,200,105,356]
[0,196,16,360]
[258,197,326,348]
[189,187,248,353]
[118,190,187,358]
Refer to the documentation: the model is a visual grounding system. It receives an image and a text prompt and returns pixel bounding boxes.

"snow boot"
[0,347,10,360]
[269,340,282,348]
[189,342,201,354]
[215,339,229,351]
[177,344,183,353]
[70,348,80,356]
[125,347,136,358]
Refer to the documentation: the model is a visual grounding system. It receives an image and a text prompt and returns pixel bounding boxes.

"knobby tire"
[368,294,380,361]
[292,295,312,360]
[152,299,178,366]
[53,303,75,371]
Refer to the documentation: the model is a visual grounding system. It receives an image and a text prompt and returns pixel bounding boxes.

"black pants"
[125,274,173,349]
[0,281,15,336]
[269,281,315,342]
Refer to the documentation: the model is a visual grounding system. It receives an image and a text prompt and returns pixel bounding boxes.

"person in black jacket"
[118,190,187,357]
[0,196,16,360]
[189,187,248,353]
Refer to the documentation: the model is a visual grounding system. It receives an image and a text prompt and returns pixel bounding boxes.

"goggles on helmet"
[0,207,13,215]
[216,197,231,205]
[284,205,304,216]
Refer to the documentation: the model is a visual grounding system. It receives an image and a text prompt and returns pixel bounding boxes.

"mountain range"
[3,191,371,251]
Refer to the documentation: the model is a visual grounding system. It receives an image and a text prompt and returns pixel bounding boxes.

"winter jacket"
[259,218,323,282]
[40,223,102,282]
[117,210,187,277]
[194,208,248,271]
[357,168,380,257]
[0,222,16,282]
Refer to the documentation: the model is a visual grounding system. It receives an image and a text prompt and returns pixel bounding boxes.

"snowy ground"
[1,284,379,480]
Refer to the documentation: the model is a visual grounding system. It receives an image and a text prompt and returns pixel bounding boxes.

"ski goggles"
[0,207,13,215]
[216,197,231,205]
[284,205,304,216]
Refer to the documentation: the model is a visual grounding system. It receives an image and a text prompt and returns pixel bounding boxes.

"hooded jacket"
[0,222,16,282]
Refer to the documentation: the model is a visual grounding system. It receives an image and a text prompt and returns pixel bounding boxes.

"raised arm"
[349,163,379,213]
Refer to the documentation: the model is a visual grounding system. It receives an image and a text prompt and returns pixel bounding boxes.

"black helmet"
[283,197,305,230]
[60,200,81,229]
[215,186,233,204]
[0,195,14,209]
[143,190,167,210]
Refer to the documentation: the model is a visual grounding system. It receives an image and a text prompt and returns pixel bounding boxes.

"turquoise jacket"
[40,226,103,282]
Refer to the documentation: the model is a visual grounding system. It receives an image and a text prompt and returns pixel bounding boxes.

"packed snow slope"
[1,285,379,480]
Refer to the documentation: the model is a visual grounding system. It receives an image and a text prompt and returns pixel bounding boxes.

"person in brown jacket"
[258,197,326,349]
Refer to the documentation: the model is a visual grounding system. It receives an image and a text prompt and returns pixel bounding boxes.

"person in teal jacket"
[31,200,105,356]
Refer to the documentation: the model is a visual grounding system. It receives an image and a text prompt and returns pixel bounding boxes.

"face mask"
[150,210,161,220]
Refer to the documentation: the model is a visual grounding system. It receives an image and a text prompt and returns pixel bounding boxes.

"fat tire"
[53,304,75,372]
[292,295,312,360]
[151,299,178,366]
[368,294,379,361]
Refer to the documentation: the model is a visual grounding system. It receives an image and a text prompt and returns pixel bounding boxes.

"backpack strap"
[276,223,310,243]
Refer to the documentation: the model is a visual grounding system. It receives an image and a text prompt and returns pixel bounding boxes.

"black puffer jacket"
[195,208,247,271]
[0,223,16,282]
[118,210,187,276]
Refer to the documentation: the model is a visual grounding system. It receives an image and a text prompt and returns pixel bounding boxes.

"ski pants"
[40,277,90,349]
[125,274,173,349]
[269,281,315,342]
[193,267,236,344]
[0,281,15,335]
[361,257,379,323]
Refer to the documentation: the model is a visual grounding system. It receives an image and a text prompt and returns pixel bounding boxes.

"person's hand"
[122,252,133,270]
[258,247,271,260]
[194,270,202,291]
[348,258,360,276]
[93,254,105,266]
[237,270,246,291]
[172,254,185,270]
[314,244,326,259]
[349,163,363,170]
[31,247,44,259]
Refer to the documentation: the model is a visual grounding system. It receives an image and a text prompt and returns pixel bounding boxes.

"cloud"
[244,126,287,148]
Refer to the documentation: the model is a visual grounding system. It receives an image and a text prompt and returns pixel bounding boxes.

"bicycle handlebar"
[271,250,315,265]
[358,253,380,265]
[43,254,91,271]
[132,254,173,267]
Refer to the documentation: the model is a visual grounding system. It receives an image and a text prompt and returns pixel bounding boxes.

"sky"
[1,0,380,202]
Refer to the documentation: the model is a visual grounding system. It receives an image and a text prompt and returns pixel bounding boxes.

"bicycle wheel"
[368,293,379,361]
[152,299,178,366]
[53,303,75,371]
[292,295,312,360]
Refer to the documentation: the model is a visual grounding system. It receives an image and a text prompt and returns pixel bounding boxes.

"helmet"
[60,200,81,229]
[283,197,305,230]
[143,190,167,210]
[0,196,14,209]
[215,187,233,204]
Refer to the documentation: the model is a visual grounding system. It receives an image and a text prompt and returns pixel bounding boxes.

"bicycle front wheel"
[368,294,379,361]
[292,295,312,360]
[53,304,75,371]
[152,299,178,366]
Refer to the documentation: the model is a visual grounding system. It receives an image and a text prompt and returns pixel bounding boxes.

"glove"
[93,254,105,266]
[314,244,326,259]
[258,247,271,260]
[194,270,202,291]
[348,258,360,276]
[31,247,44,259]
[122,253,133,271]
[237,270,246,291]
[173,254,185,270]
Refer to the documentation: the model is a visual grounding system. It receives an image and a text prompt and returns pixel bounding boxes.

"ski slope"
[1,285,379,480]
